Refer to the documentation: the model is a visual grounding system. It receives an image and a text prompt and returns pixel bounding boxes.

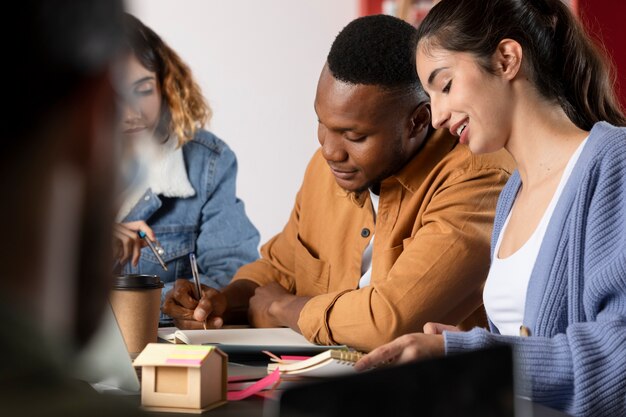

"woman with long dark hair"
[357,1,626,415]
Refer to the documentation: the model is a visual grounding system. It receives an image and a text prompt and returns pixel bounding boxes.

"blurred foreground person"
[0,0,143,415]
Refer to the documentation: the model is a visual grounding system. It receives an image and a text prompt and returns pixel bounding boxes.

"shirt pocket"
[294,234,330,296]
[142,226,196,281]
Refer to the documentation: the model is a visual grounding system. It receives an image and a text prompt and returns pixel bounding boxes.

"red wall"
[572,0,626,110]
[359,0,383,16]
[359,0,626,111]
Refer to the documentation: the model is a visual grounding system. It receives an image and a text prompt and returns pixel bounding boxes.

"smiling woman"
[113,14,260,325]
[358,1,626,416]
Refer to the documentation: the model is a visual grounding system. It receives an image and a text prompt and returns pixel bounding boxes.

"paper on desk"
[174,328,313,345]
[157,327,177,342]
[171,328,341,355]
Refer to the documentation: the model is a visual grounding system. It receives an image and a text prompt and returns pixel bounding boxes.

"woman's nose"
[430,98,450,130]
[121,100,140,123]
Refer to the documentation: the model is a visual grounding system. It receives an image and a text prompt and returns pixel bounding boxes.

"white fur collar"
[117,134,195,221]
[143,135,195,198]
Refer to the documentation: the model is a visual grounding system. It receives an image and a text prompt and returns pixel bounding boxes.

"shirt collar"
[340,128,458,207]
[384,128,457,194]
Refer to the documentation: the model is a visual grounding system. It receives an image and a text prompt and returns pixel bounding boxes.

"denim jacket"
[121,129,259,321]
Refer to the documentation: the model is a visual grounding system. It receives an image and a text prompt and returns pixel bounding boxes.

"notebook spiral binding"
[331,349,364,364]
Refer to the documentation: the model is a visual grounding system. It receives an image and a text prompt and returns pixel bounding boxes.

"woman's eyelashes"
[442,80,452,94]
[135,87,154,97]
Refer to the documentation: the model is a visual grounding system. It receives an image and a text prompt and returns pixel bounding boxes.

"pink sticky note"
[165,358,202,366]
[227,369,281,401]
[280,355,311,361]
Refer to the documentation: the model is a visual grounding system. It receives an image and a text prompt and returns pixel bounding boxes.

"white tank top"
[359,190,379,288]
[484,138,587,335]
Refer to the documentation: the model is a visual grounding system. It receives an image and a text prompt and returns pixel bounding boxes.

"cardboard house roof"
[133,343,225,368]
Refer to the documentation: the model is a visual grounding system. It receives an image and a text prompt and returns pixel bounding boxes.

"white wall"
[127,0,359,243]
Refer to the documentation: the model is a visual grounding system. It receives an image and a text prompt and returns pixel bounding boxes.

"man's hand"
[113,220,156,266]
[248,282,311,330]
[162,279,227,329]
[354,330,446,371]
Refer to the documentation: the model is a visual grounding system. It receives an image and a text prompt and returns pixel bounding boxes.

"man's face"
[314,66,423,193]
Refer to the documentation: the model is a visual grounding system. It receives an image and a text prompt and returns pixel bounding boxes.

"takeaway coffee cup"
[110,274,164,355]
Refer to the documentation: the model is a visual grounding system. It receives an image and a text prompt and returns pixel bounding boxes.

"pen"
[189,253,207,330]
[137,230,168,271]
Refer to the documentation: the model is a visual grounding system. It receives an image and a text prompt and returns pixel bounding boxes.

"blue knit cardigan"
[445,122,626,417]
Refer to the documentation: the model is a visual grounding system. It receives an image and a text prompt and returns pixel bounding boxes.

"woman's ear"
[493,39,523,81]
[409,102,431,140]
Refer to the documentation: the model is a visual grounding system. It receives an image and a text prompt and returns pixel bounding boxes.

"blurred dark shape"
[0,0,144,415]
[274,346,514,417]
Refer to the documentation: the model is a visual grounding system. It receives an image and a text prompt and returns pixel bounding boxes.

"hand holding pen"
[189,253,207,330]
[113,221,164,268]
[161,277,227,330]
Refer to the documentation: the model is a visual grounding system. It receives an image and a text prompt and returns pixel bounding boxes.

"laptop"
[266,345,516,417]
[72,303,140,393]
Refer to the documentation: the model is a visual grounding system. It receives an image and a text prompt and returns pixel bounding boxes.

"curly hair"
[328,14,426,101]
[123,13,211,146]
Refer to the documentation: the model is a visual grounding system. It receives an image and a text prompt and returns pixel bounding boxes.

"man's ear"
[409,102,431,140]
[493,39,523,81]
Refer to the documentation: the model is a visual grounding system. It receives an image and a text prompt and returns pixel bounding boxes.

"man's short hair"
[327,14,425,99]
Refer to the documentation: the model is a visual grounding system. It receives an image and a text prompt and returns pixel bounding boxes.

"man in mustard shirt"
[163,15,514,351]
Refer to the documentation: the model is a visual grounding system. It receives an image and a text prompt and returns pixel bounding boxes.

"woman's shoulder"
[588,121,626,147]
[580,122,626,168]
[184,128,233,157]
[569,122,626,208]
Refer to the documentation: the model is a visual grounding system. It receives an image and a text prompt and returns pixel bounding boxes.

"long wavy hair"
[416,0,626,130]
[123,13,211,145]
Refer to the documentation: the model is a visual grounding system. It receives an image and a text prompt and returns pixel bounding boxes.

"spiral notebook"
[267,349,364,377]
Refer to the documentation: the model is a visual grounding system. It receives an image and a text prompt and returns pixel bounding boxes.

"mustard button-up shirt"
[234,129,514,351]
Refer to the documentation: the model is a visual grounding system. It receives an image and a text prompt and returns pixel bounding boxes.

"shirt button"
[519,325,531,337]
[144,195,150,201]
[361,228,371,238]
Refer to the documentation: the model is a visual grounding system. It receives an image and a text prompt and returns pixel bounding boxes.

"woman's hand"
[354,322,453,371]
[423,322,461,335]
[113,220,156,266]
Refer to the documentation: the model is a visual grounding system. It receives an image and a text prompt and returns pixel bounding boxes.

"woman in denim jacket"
[114,14,259,323]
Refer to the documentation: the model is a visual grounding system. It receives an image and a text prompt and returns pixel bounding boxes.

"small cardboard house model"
[133,343,227,413]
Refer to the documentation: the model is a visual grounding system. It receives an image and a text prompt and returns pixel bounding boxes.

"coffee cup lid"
[113,274,164,290]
